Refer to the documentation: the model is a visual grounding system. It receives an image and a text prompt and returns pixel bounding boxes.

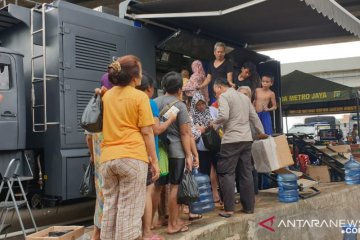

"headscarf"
[101,73,113,89]
[183,60,209,102]
[190,91,212,127]
[191,60,205,78]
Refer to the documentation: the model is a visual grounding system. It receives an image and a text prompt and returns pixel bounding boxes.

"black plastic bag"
[202,128,221,152]
[79,162,96,197]
[177,170,199,204]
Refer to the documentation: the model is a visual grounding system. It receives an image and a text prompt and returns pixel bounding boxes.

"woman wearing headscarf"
[190,91,221,205]
[190,92,217,176]
[183,60,209,104]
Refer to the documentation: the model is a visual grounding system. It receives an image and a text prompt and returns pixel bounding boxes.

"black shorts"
[155,158,185,186]
[146,164,153,186]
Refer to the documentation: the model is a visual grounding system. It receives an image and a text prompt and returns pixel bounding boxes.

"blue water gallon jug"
[345,155,360,185]
[277,173,299,203]
[189,169,215,214]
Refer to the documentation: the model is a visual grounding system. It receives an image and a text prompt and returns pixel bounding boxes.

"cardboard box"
[350,144,360,160]
[252,135,294,172]
[306,165,331,183]
[328,145,350,153]
[26,226,84,240]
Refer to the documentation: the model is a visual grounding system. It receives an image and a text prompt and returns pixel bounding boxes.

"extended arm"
[141,126,160,180]
[152,114,176,135]
[180,123,193,171]
[198,74,212,89]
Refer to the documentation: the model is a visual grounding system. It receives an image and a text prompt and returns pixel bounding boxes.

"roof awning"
[127,0,360,49]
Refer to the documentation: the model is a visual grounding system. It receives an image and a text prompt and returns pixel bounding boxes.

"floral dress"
[92,132,104,228]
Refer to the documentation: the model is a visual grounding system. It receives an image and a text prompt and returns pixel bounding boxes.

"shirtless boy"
[253,73,277,135]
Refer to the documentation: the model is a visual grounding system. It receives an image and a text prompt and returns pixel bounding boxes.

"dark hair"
[262,72,275,83]
[136,71,155,92]
[162,71,183,94]
[242,61,256,74]
[213,78,230,87]
[108,55,141,86]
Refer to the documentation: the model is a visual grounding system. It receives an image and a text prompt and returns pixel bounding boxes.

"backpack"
[158,99,180,150]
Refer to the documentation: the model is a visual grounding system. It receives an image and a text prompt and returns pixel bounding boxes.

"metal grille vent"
[76,90,93,132]
[75,36,117,72]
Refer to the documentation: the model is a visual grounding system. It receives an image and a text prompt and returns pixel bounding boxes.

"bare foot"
[91,226,100,240]
[167,224,189,235]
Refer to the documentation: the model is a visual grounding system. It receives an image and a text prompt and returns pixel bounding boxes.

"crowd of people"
[85,42,278,240]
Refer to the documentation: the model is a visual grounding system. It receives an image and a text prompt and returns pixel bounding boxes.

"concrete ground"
[4,183,360,240]
[138,183,360,240]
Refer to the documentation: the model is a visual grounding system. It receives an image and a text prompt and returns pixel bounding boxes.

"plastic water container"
[277,173,299,203]
[189,169,215,214]
[345,155,360,185]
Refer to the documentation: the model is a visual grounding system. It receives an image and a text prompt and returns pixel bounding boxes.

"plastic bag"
[80,94,102,133]
[159,142,169,176]
[79,162,96,197]
[177,170,199,204]
[202,128,221,152]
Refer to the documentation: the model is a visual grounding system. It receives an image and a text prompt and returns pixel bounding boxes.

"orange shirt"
[100,86,155,164]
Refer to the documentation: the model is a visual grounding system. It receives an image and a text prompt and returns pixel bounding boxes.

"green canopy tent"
[281,70,360,135]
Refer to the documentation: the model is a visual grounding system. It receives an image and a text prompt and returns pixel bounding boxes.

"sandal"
[167,225,189,235]
[189,214,202,221]
[219,212,233,218]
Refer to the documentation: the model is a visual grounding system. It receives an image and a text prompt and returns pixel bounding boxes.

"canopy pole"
[126,0,268,19]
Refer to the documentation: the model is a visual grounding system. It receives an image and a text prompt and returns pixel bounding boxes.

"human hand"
[185,156,193,171]
[193,155,199,168]
[150,161,160,181]
[89,154,94,163]
[256,133,269,139]
[196,126,206,134]
[95,86,108,96]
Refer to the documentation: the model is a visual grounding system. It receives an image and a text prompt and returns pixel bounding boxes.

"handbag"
[79,162,96,197]
[80,94,102,133]
[177,170,199,204]
[202,128,221,152]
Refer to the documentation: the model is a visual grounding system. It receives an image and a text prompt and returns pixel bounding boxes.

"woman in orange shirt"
[99,55,160,240]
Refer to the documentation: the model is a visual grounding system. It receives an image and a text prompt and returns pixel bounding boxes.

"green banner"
[282,90,351,105]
